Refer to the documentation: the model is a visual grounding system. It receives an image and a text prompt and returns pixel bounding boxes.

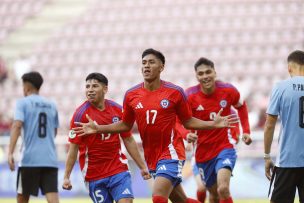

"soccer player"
[179,108,240,203]
[62,73,150,203]
[184,58,252,203]
[264,50,304,203]
[73,49,239,203]
[8,71,59,203]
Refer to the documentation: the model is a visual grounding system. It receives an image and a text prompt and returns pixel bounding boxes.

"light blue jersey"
[267,76,304,167]
[14,94,59,167]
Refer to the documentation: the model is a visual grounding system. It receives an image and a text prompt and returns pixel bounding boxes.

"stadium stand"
[0,0,304,136]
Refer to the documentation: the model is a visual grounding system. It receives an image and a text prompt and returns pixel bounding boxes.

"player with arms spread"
[184,58,252,203]
[62,73,150,203]
[264,50,304,203]
[73,49,238,203]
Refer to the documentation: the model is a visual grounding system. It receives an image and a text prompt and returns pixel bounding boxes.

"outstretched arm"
[183,108,239,130]
[73,114,133,136]
[62,143,79,190]
[122,136,151,180]
[264,114,277,180]
[8,120,22,171]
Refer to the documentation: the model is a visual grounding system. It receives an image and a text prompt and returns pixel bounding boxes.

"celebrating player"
[184,58,251,203]
[62,73,150,203]
[73,49,239,203]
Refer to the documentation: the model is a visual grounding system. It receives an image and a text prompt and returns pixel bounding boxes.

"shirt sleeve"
[266,83,281,116]
[68,111,84,145]
[122,93,136,125]
[175,89,192,123]
[14,99,25,122]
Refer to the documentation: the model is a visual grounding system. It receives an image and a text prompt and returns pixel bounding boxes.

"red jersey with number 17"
[69,100,130,181]
[186,81,241,163]
[122,81,192,170]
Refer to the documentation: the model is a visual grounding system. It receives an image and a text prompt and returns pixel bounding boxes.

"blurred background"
[0,0,303,200]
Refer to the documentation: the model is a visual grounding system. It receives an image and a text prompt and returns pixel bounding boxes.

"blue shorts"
[196,148,237,188]
[88,171,134,203]
[149,159,184,187]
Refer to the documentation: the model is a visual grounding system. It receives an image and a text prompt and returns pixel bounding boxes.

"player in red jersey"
[73,49,239,203]
[177,108,240,203]
[184,58,252,203]
[62,73,150,203]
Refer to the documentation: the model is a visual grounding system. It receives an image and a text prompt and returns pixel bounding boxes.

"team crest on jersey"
[112,116,120,123]
[68,130,76,139]
[220,100,227,108]
[160,99,169,108]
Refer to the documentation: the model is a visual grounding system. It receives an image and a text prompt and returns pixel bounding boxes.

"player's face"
[85,79,108,105]
[195,64,216,92]
[141,54,164,82]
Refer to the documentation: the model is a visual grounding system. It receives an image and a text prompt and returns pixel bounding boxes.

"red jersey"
[69,100,130,181]
[122,81,192,170]
[186,81,245,162]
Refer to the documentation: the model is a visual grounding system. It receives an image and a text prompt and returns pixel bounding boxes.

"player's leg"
[16,167,40,203]
[207,184,219,203]
[197,160,219,203]
[193,163,207,203]
[152,160,184,203]
[269,167,296,203]
[215,149,237,203]
[17,194,30,203]
[217,168,232,202]
[297,168,304,203]
[40,167,59,203]
[109,171,134,203]
[89,177,113,203]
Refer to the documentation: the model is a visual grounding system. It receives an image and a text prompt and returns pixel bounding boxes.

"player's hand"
[214,108,239,128]
[141,168,152,180]
[265,158,274,180]
[8,154,15,171]
[62,178,73,190]
[186,132,197,143]
[73,114,98,136]
[242,133,252,145]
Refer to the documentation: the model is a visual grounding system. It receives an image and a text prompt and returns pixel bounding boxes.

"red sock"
[152,195,168,203]
[196,190,206,203]
[186,198,201,203]
[220,196,233,203]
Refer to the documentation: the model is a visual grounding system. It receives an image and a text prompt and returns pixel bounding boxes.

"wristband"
[263,153,271,159]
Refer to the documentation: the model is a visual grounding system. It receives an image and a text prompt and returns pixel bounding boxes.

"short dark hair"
[22,71,43,90]
[287,50,304,65]
[194,57,214,71]
[142,48,165,65]
[86,72,108,86]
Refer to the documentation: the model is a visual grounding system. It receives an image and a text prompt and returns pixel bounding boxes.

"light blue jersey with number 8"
[267,76,304,167]
[14,94,59,167]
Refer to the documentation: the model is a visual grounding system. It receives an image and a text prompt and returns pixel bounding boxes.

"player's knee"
[217,184,230,199]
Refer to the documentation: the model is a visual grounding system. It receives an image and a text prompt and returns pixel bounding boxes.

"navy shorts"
[88,171,134,203]
[196,148,237,187]
[149,159,184,187]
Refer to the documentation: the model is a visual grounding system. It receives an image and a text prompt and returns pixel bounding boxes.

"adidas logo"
[222,158,232,165]
[122,188,131,195]
[135,102,143,109]
[158,165,167,171]
[196,105,204,111]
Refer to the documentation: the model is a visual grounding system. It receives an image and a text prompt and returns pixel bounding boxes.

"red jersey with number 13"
[69,100,130,181]
[122,81,192,170]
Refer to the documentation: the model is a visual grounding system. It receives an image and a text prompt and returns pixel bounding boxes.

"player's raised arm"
[73,114,133,136]
[183,108,239,130]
